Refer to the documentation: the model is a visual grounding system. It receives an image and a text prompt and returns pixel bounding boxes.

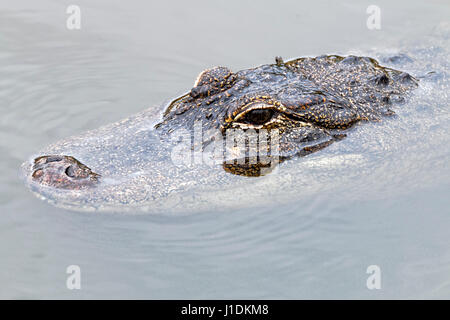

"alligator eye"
[239,109,275,125]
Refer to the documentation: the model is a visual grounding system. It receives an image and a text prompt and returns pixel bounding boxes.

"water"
[1,0,449,299]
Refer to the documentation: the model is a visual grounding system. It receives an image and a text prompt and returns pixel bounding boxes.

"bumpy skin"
[32,155,100,189]
[23,55,417,203]
[158,55,417,175]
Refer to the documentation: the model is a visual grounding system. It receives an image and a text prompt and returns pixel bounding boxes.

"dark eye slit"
[239,109,276,125]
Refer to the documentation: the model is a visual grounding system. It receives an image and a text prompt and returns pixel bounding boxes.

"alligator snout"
[31,155,100,189]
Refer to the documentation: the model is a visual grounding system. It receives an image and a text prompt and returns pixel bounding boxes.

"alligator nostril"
[65,165,76,178]
[32,169,43,179]
[46,156,63,163]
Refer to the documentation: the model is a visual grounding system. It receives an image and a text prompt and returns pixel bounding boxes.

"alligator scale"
[21,55,418,210]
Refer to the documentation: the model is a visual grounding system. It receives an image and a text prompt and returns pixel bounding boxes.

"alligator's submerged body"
[21,55,418,211]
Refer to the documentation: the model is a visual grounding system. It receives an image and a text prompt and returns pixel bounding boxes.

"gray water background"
[1,0,449,298]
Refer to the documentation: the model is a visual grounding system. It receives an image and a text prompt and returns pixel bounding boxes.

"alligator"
[21,55,418,210]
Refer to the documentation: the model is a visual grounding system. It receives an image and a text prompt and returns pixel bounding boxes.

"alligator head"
[22,55,417,208]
